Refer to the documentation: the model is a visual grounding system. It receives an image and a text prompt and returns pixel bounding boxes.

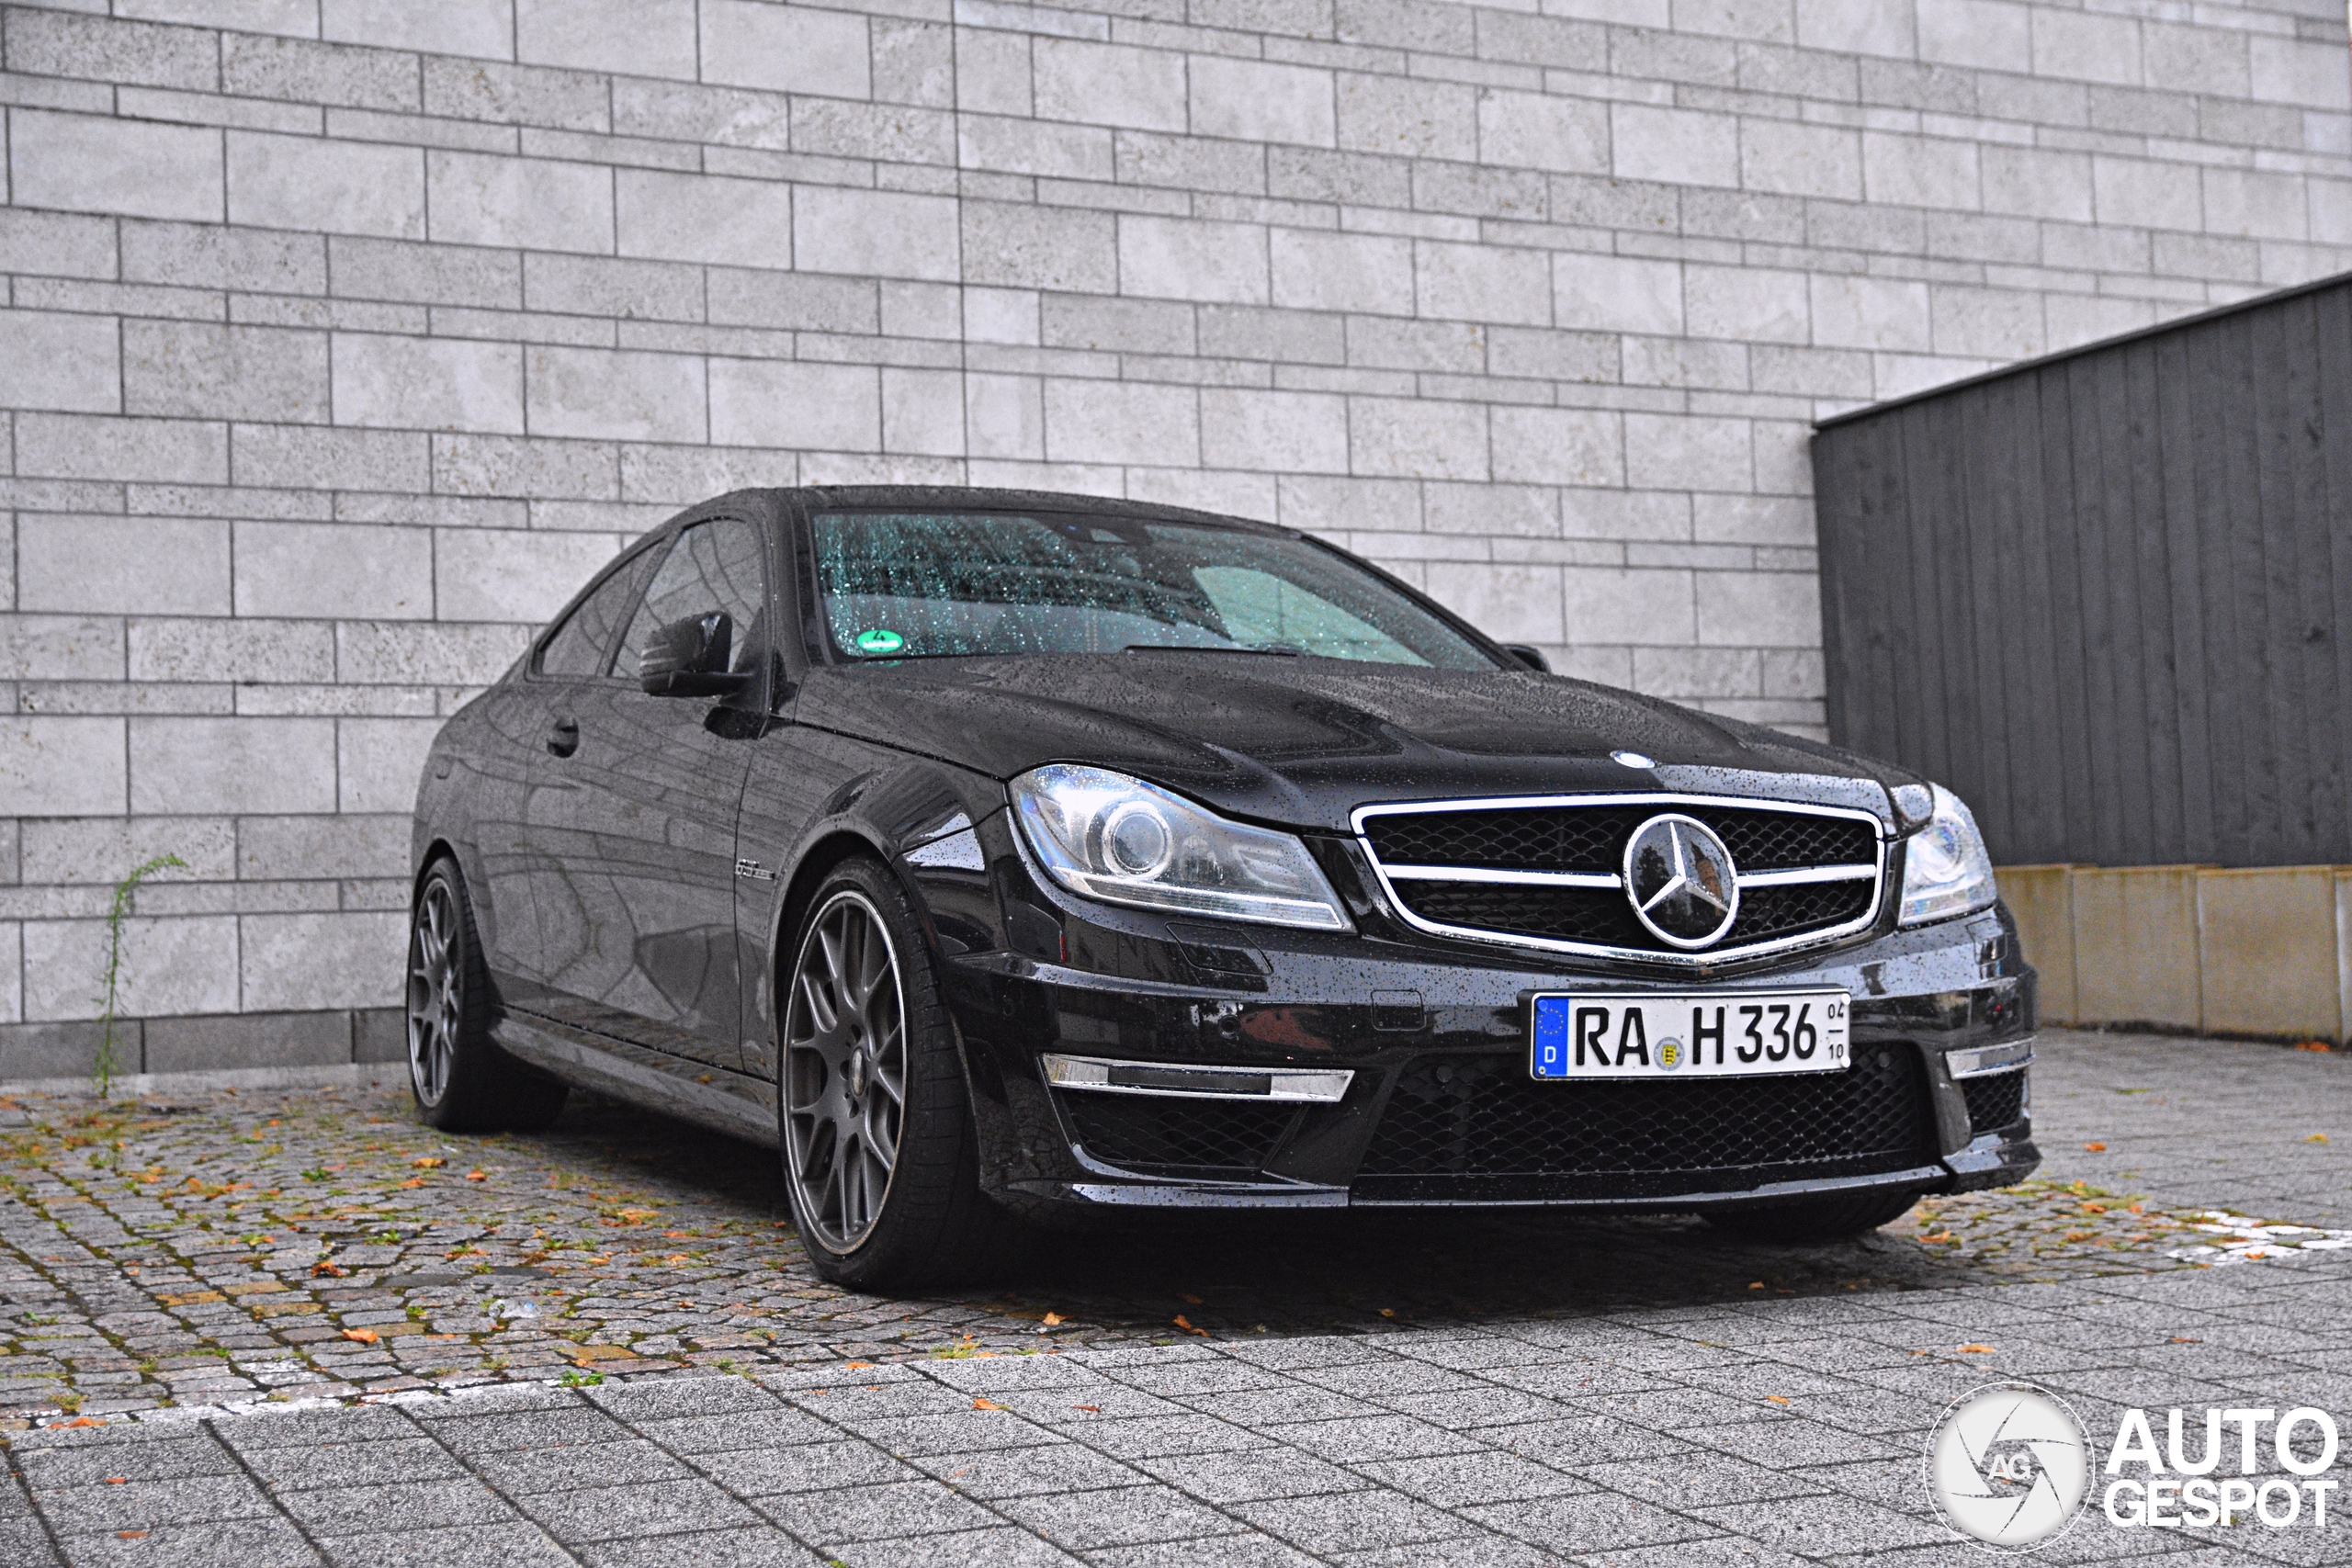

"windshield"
[809,511,1498,669]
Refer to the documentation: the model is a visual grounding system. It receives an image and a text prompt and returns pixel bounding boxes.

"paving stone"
[469,1436,698,1493]
[235,1434,467,1489]
[571,1526,830,1567]
[1351,1450,1592,1507]
[755,1479,1000,1543]
[320,1522,577,1568]
[511,1477,764,1544]
[993,1483,1238,1550]
[827,1527,1085,1567]
[276,1475,515,1535]
[55,1516,322,1568]
[1128,1448,1362,1505]
[908,1440,1142,1499]
[1227,1488,1474,1553]
[37,1472,277,1534]
[691,1439,918,1496]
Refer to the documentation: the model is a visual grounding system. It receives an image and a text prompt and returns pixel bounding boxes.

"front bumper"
[913,813,2040,1213]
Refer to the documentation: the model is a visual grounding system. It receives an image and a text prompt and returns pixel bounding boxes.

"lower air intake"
[1056,1090,1300,1176]
[1358,1039,1937,1199]
[1962,1069,2027,1136]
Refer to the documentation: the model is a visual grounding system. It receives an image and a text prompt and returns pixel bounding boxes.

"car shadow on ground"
[537,1089,2066,1344]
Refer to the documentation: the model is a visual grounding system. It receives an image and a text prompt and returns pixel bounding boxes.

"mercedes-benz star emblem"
[1623,813,1739,948]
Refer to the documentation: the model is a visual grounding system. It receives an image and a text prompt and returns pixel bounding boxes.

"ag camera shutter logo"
[1925,1384,2092,1551]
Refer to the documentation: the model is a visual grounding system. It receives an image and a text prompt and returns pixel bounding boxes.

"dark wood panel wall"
[1812,273,2352,869]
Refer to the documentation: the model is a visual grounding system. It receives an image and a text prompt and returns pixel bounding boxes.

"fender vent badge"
[734,859,775,882]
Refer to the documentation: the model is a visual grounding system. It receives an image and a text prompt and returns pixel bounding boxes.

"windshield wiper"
[1121,644,1301,656]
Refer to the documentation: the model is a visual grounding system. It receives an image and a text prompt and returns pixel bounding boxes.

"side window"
[537,541,668,678]
[615,520,770,682]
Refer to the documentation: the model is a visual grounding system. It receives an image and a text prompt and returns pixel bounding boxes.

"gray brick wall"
[0,0,2345,1049]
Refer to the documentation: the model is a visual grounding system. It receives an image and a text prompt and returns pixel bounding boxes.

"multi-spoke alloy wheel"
[784,889,909,1252]
[407,876,462,1108]
[402,857,567,1133]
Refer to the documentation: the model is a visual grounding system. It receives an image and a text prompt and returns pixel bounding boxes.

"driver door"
[527,517,775,1071]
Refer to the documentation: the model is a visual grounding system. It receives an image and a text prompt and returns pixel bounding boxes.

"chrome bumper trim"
[1042,1053,1353,1103]
[1946,1038,2036,1078]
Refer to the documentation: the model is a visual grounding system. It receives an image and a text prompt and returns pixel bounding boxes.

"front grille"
[1056,1090,1299,1175]
[1360,796,1882,958]
[1962,1069,2027,1135]
[1358,1040,1936,1198]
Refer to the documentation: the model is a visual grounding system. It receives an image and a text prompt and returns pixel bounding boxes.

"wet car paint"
[412,486,2038,1213]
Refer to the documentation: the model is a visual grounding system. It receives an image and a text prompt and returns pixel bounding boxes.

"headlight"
[1898,783,1996,926]
[1011,764,1351,931]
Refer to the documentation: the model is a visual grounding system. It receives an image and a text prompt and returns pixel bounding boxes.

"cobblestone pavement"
[1,1030,2349,1564]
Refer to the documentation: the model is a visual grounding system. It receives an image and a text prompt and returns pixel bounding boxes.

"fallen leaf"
[845,1361,876,1371]
[1378,1308,1396,1318]
[2309,1134,2331,1144]
[2084,1143,2106,1152]
[117,1531,146,1540]
[1042,1312,1066,1327]
[2296,1041,2333,1053]
[311,1262,345,1278]
[1173,1314,1208,1337]
[2172,1337,2200,1344]
[972,1397,1005,1411]
[1071,1404,1102,1413]
[398,1178,424,1190]
[63,1417,98,1427]
[1747,1281,1764,1290]
[343,1328,379,1344]
[663,1231,692,1238]
[1764,1396,1790,1405]
[412,1156,445,1168]
[466,1169,487,1181]
[665,1254,690,1266]
[1180,1292,1204,1304]
[1957,1344,1996,1353]
[103,1477,125,1485]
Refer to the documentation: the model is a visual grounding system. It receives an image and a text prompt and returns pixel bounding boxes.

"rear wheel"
[406,858,568,1133]
[1704,1188,1922,1244]
[779,857,1016,1289]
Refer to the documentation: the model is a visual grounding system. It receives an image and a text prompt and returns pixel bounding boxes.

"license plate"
[1530,989,1851,1080]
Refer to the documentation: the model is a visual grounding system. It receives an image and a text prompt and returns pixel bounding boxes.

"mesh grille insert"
[1057,1090,1299,1175]
[1358,1040,1936,1197]
[1962,1070,2027,1136]
[1364,803,1875,874]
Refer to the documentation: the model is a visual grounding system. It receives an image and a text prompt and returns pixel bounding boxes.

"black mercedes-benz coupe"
[407,486,2038,1287]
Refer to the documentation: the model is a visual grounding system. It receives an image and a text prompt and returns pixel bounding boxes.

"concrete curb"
[0,1063,404,1099]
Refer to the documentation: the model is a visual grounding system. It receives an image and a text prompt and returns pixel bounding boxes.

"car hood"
[790,654,1928,834]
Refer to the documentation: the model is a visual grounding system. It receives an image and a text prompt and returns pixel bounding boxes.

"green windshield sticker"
[854,627,907,655]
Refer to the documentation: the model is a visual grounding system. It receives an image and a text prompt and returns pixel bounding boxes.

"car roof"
[707,485,1300,538]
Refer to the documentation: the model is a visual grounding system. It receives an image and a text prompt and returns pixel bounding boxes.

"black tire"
[1705,1188,1923,1244]
[776,856,1018,1290]
[406,857,568,1134]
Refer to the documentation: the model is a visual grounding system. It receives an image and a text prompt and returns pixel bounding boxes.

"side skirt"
[492,1010,778,1148]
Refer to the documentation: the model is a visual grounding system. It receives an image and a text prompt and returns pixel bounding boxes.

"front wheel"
[406,858,568,1133]
[1704,1188,1922,1244]
[778,857,1016,1289]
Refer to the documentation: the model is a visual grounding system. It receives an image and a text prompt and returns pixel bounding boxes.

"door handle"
[547,716,579,757]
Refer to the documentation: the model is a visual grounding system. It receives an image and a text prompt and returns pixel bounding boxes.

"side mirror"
[640,612,752,698]
[1499,644,1551,673]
